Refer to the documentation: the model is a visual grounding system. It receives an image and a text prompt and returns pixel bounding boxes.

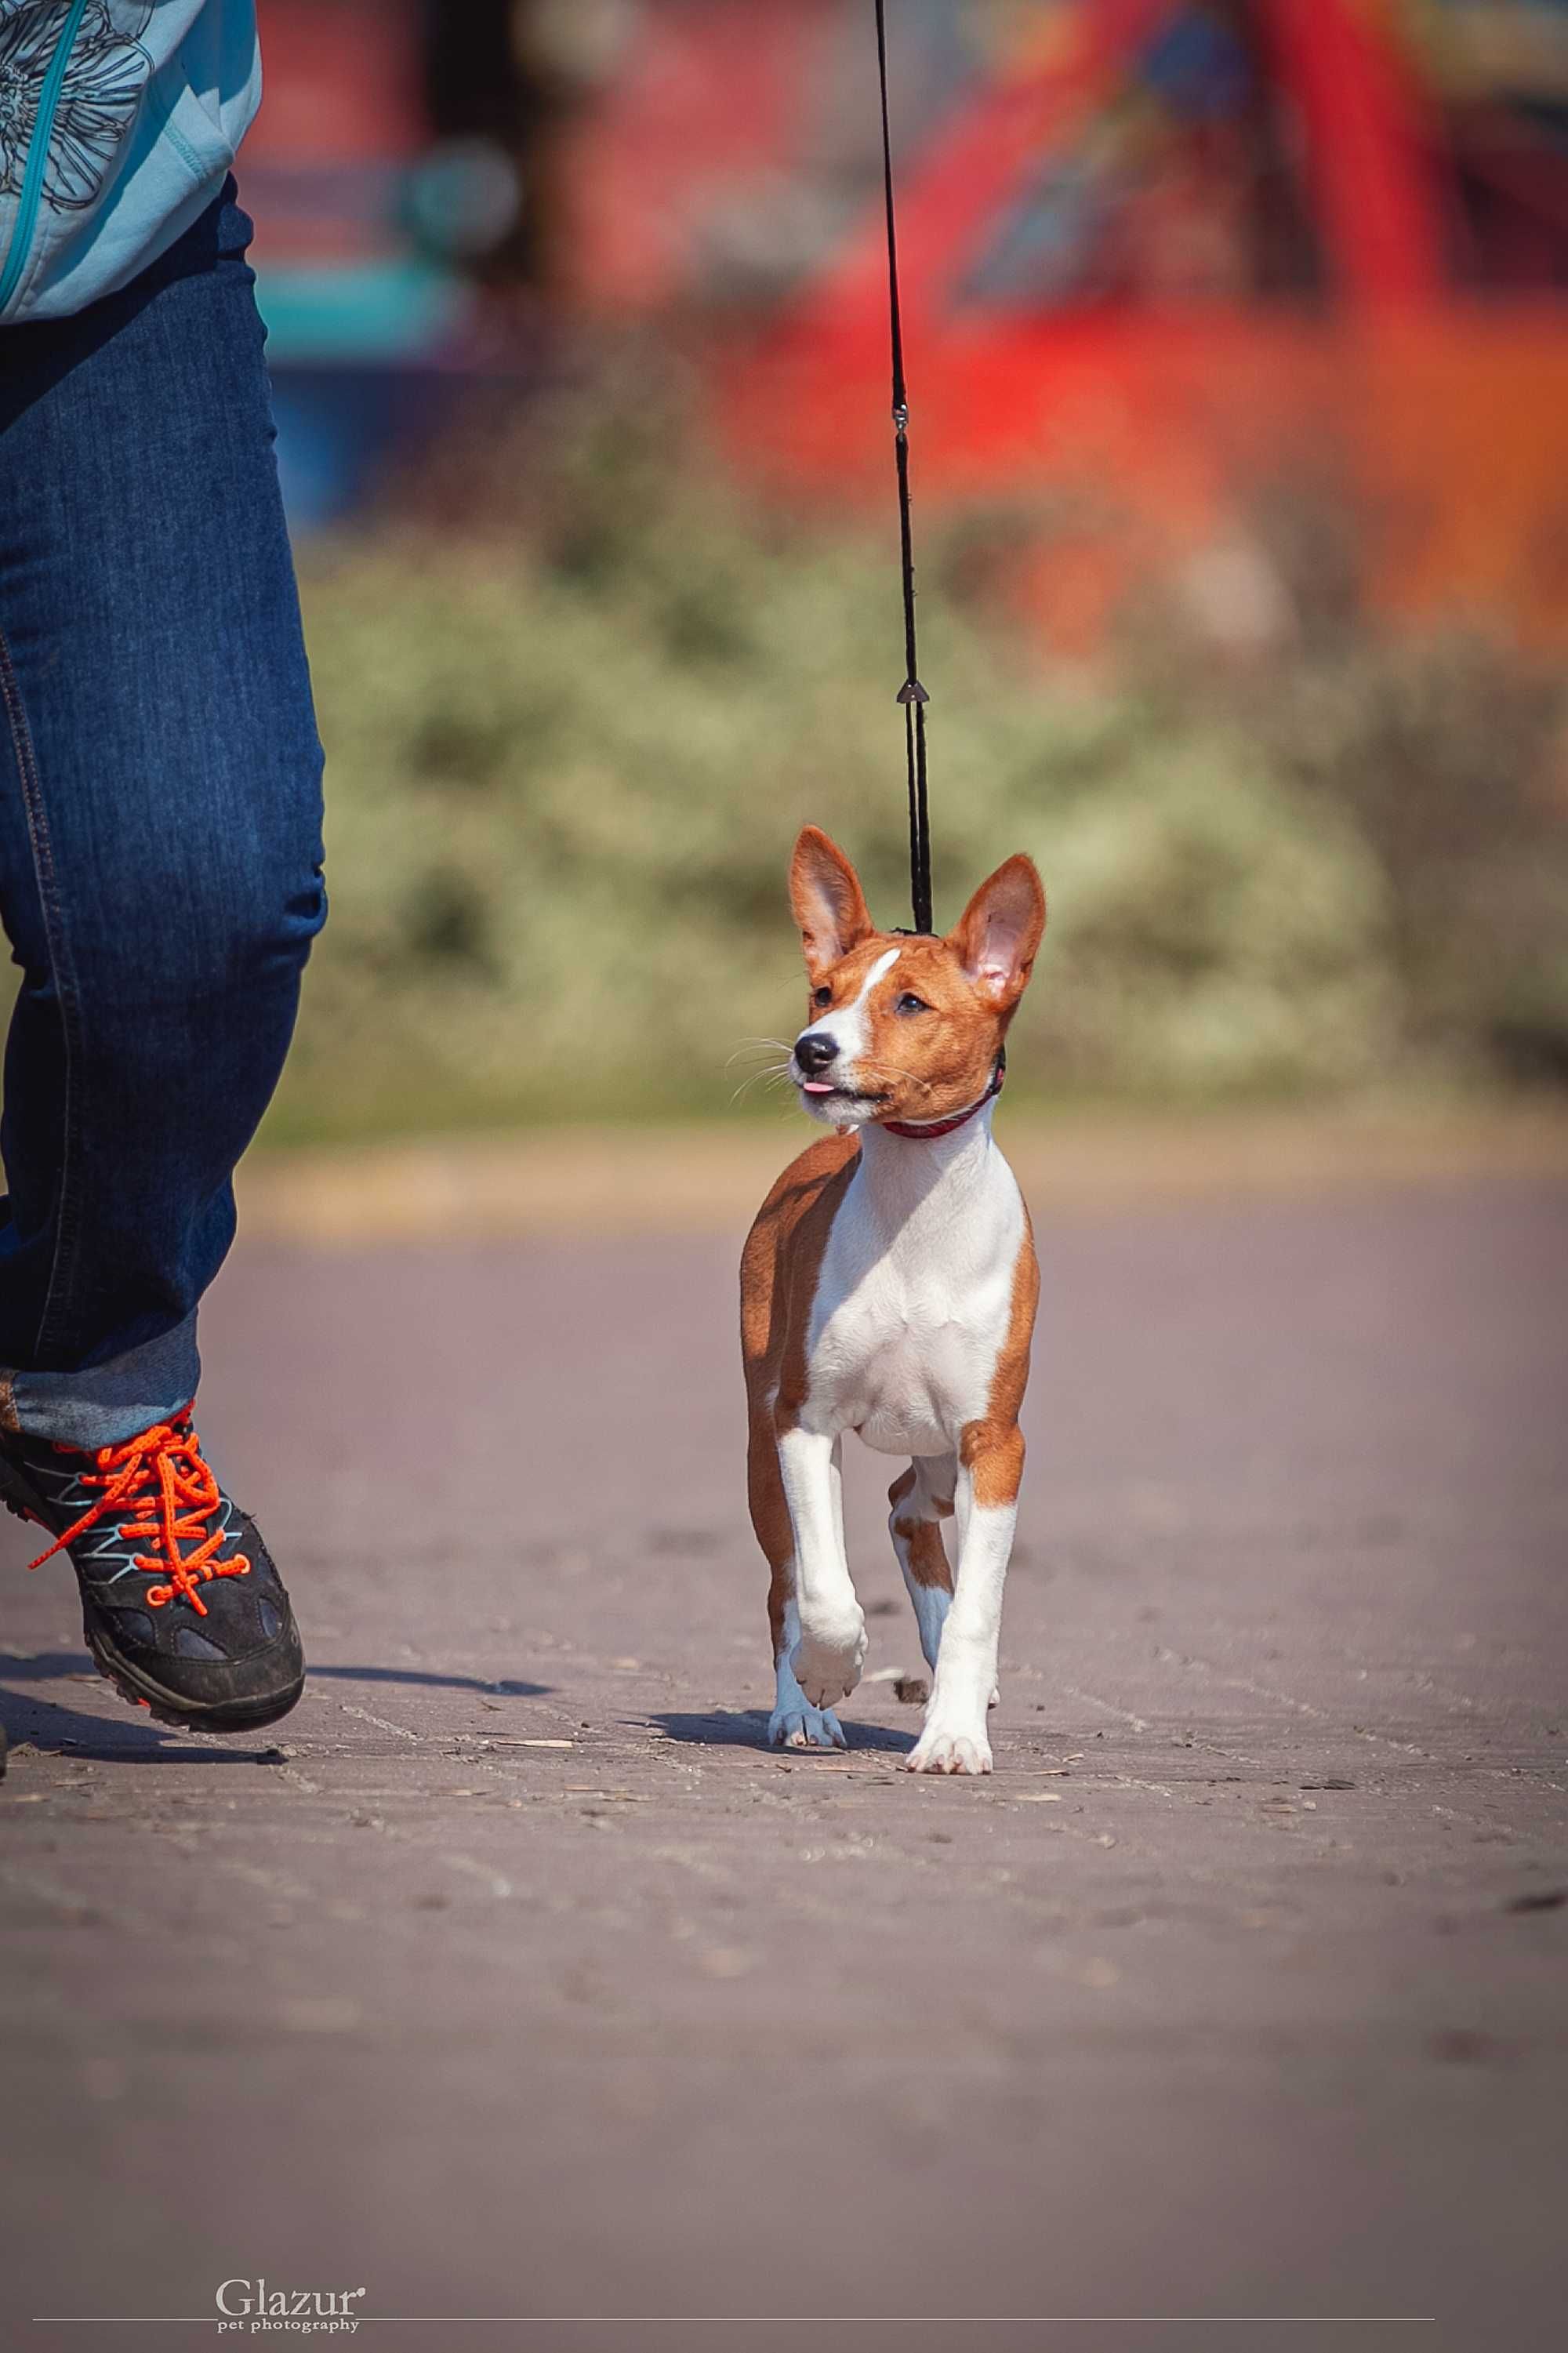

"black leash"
[874,0,933,935]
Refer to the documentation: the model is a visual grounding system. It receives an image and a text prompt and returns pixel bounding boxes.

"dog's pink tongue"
[801,1080,837,1095]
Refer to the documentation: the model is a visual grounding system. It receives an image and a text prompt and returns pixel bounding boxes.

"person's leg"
[0,180,325,1443]
[0,182,325,1731]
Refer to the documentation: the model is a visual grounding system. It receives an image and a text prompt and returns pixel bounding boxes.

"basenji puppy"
[740,826,1046,1774]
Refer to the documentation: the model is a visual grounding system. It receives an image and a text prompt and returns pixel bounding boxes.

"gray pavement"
[2,1175,1565,2353]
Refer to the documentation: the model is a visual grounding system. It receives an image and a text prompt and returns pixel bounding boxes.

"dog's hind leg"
[888,1457,956,1675]
[906,1422,1024,1776]
[750,1414,846,1751]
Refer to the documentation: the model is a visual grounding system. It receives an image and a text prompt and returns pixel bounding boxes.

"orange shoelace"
[27,1420,250,1615]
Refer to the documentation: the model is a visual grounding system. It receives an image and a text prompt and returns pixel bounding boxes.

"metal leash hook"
[875,0,934,937]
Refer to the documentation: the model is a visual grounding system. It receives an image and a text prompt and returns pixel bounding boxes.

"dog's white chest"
[805,1135,1025,1455]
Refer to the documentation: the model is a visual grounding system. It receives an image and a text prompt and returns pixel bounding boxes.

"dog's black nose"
[795,1031,840,1077]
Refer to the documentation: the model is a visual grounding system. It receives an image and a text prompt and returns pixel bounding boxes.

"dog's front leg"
[906,1422,1022,1775]
[775,1423,866,1708]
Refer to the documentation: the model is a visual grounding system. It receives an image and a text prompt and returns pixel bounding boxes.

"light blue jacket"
[0,1,260,322]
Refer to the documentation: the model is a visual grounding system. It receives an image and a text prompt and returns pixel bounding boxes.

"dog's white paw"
[768,1701,848,1751]
[791,1612,867,1708]
[906,1720,992,1776]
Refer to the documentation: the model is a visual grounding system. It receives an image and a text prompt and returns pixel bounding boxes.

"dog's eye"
[812,986,832,1009]
[895,992,930,1015]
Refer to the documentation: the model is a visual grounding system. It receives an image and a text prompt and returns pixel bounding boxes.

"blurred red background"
[243,0,1568,643]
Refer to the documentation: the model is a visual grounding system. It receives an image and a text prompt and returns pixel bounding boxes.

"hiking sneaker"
[0,1414,304,1734]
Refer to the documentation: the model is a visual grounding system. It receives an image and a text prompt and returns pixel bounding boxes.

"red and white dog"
[741,827,1046,1774]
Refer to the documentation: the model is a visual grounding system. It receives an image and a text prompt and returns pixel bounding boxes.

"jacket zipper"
[0,0,93,318]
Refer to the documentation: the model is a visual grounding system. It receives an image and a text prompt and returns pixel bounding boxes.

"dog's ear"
[950,855,1046,1008]
[789,827,874,978]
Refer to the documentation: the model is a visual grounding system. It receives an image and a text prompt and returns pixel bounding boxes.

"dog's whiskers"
[729,1058,795,1106]
[854,1057,935,1097]
[726,1037,793,1073]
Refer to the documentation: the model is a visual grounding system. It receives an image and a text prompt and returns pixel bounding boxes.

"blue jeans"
[0,181,325,1448]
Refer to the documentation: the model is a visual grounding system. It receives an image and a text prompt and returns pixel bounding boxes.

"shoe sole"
[2,1453,306,1738]
[84,1626,305,1735]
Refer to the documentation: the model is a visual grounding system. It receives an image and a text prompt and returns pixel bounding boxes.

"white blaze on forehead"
[799,946,900,1070]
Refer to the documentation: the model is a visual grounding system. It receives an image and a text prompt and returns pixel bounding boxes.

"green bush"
[272,404,1568,1139]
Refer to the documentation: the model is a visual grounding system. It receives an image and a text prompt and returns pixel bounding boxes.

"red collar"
[880,1052,1005,1140]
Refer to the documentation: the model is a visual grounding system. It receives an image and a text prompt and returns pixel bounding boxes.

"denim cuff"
[0,1313,201,1449]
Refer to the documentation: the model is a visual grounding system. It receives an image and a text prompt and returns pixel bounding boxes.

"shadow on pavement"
[305,1665,552,1696]
[652,1706,916,1756]
[0,1660,274,1762]
[0,1652,552,1762]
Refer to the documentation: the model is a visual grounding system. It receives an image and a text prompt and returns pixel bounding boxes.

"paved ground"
[2,1167,1565,2353]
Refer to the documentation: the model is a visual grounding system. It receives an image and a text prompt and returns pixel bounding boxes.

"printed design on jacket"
[0,2,153,212]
